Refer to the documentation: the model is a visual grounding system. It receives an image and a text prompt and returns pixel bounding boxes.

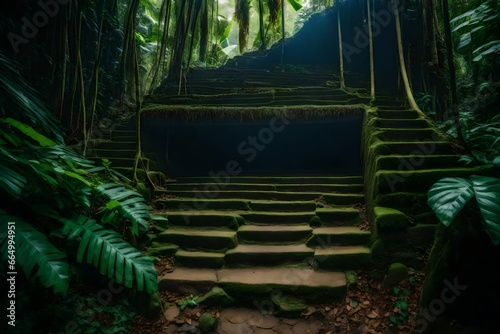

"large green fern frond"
[63,216,158,294]
[0,214,69,294]
[95,183,151,235]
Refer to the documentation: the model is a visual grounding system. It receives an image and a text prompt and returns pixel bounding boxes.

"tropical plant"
[428,173,500,246]
[0,53,158,296]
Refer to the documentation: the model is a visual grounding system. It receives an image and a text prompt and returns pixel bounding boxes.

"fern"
[96,183,151,235]
[0,215,69,294]
[63,215,157,294]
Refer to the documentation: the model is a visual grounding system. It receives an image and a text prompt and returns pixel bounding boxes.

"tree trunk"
[367,0,375,100]
[338,10,345,90]
[393,0,421,112]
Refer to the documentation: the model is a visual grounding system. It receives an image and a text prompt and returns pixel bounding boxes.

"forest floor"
[128,249,463,334]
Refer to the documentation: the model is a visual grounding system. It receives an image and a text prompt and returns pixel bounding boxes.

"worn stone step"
[307,227,370,247]
[376,110,420,119]
[158,267,347,302]
[315,208,362,226]
[370,141,455,155]
[170,175,363,185]
[163,212,244,228]
[156,198,251,211]
[314,246,372,270]
[376,118,432,129]
[225,244,314,266]
[374,154,460,171]
[158,228,238,251]
[174,250,225,269]
[248,200,317,212]
[90,157,135,168]
[167,183,277,192]
[160,190,364,205]
[375,166,492,194]
[237,225,312,243]
[241,211,315,224]
[275,184,363,193]
[378,129,443,142]
[89,148,136,159]
[95,141,136,151]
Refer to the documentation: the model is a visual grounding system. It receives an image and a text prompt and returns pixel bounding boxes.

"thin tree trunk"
[132,42,142,186]
[441,0,468,149]
[338,10,345,90]
[281,0,286,64]
[258,0,266,50]
[367,0,375,100]
[393,0,421,112]
[199,0,209,62]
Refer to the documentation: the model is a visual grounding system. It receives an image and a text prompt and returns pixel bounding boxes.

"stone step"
[307,227,370,247]
[376,118,432,129]
[378,129,443,142]
[174,250,225,269]
[237,225,313,243]
[95,141,136,151]
[168,183,363,194]
[170,175,363,185]
[314,246,372,270]
[315,208,362,226]
[374,154,460,171]
[158,228,238,251]
[161,190,364,205]
[90,157,135,168]
[370,141,455,155]
[241,211,315,224]
[225,244,314,266]
[376,110,420,119]
[164,212,244,228]
[158,267,346,302]
[156,198,251,211]
[249,200,317,212]
[89,148,136,159]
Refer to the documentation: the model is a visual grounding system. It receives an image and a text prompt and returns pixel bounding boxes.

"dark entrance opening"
[142,114,364,177]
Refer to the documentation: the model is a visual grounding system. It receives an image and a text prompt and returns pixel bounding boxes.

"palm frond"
[64,216,157,294]
[95,183,151,235]
[0,215,69,294]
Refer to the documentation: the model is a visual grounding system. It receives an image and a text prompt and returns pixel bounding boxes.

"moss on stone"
[345,270,358,286]
[373,206,409,232]
[199,313,218,333]
[309,215,321,227]
[384,262,408,287]
[146,244,179,257]
[197,287,234,306]
[271,294,308,317]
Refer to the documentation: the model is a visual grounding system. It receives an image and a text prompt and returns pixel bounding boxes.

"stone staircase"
[151,175,371,306]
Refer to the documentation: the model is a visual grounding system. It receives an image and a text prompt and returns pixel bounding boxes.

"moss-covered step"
[237,225,312,243]
[155,198,251,211]
[158,268,217,293]
[90,157,135,168]
[376,110,420,119]
[95,141,135,151]
[171,175,363,185]
[377,192,429,216]
[315,207,362,226]
[376,119,432,129]
[240,211,315,224]
[167,183,277,192]
[225,244,314,266]
[158,228,238,251]
[174,250,225,269]
[217,268,346,303]
[110,130,136,141]
[369,141,455,155]
[160,190,363,204]
[163,212,244,229]
[378,129,443,142]
[275,184,363,193]
[314,246,372,270]
[376,106,413,112]
[375,166,492,194]
[248,200,317,212]
[306,227,370,247]
[374,154,460,171]
[372,206,410,232]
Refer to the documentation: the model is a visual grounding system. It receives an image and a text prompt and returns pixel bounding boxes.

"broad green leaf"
[2,118,56,147]
[220,21,234,43]
[287,0,303,11]
[106,200,122,210]
[64,171,91,186]
[471,176,500,245]
[428,178,475,226]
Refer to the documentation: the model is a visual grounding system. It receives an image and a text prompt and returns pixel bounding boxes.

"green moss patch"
[373,206,409,232]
